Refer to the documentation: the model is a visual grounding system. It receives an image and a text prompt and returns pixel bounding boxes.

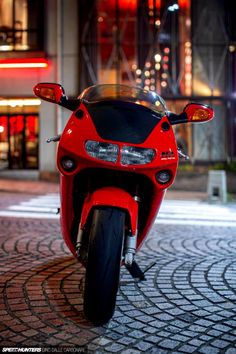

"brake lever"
[177,148,189,160]
[46,134,61,143]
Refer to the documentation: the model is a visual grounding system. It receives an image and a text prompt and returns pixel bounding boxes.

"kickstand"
[125,261,156,281]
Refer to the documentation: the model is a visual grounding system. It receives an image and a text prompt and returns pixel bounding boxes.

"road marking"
[0,193,60,219]
[155,200,236,227]
[0,194,236,227]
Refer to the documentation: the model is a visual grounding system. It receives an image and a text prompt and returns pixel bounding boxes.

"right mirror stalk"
[168,103,214,125]
[184,103,214,123]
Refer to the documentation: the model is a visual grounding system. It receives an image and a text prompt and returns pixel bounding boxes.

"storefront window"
[0,114,38,170]
[97,0,137,85]
[0,116,8,169]
[0,0,44,51]
[80,0,191,96]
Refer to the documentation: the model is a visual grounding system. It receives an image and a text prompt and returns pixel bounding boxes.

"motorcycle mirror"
[167,103,214,125]
[184,103,214,123]
[33,83,65,103]
[33,82,81,111]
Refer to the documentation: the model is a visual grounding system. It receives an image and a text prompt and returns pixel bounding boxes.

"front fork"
[75,186,139,266]
[76,224,137,266]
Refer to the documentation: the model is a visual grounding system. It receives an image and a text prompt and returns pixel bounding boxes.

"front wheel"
[84,207,125,325]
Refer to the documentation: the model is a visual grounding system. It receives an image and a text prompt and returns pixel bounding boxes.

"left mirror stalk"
[33,82,80,111]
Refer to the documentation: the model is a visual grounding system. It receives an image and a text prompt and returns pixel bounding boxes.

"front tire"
[84,207,125,325]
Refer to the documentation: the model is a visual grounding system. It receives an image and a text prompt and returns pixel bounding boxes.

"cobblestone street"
[0,190,236,353]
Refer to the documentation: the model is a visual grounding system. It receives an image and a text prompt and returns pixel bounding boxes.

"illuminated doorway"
[0,114,39,169]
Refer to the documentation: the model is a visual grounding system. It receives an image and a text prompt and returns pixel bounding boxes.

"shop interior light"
[0,98,41,107]
[0,58,48,68]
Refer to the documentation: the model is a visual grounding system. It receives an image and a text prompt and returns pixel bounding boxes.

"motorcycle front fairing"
[56,85,178,256]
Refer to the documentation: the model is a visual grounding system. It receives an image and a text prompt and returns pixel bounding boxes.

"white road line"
[156,200,236,227]
[0,194,236,226]
[0,193,60,219]
[0,210,59,219]
[8,205,59,213]
[154,218,236,227]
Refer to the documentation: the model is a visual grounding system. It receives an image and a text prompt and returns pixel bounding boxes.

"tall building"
[0,0,235,180]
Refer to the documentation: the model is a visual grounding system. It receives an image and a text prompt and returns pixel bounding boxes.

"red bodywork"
[57,102,178,257]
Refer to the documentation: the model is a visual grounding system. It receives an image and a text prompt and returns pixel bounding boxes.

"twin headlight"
[85,140,156,165]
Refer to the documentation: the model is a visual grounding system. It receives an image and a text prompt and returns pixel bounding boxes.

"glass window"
[97,0,137,85]
[0,115,9,170]
[0,114,38,169]
[25,115,38,169]
[0,0,44,51]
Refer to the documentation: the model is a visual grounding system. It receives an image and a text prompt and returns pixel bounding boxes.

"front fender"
[80,187,138,235]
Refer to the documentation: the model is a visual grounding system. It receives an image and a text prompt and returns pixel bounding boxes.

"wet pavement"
[0,182,236,353]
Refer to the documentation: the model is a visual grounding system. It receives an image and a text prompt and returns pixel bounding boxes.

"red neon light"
[178,0,190,9]
[148,0,161,10]
[0,58,48,68]
[119,0,137,10]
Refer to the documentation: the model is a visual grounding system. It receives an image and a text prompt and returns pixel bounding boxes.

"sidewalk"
[0,178,207,200]
[0,178,59,195]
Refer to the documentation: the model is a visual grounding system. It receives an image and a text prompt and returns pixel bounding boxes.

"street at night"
[1,189,236,353]
[1,0,236,352]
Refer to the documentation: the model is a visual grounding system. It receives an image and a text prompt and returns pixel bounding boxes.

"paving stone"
[1,200,236,352]
[206,314,224,321]
[165,325,181,334]
[214,324,231,332]
[207,329,223,337]
[180,330,198,338]
[145,335,163,344]
[211,339,231,349]
[199,335,214,341]
[193,310,210,317]
[188,324,208,333]
[198,346,220,354]
[117,336,137,345]
[149,320,166,328]
[142,326,157,334]
[179,344,198,353]
[157,331,172,338]
[127,321,146,329]
[195,319,215,327]
[154,313,174,321]
[225,349,236,354]
[113,325,129,335]
[171,334,189,342]
[133,340,153,351]
[159,338,180,349]
[115,316,133,324]
[142,307,161,315]
[136,314,156,323]
[222,334,236,342]
[124,310,144,317]
[218,310,234,318]
[121,349,140,354]
[128,330,146,339]
[165,308,185,315]
[104,343,126,352]
[189,339,205,346]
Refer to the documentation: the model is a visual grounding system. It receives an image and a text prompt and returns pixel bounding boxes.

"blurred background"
[0,0,235,192]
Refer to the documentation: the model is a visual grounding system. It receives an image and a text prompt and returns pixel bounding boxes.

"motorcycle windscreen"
[86,100,162,144]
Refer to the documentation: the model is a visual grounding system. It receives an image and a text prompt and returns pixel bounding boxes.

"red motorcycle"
[34,83,213,325]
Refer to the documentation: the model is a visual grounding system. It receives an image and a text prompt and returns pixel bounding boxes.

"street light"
[167,4,179,12]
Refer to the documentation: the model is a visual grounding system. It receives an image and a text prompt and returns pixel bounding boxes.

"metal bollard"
[207,170,227,203]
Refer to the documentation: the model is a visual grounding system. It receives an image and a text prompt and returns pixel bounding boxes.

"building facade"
[0,0,79,179]
[0,0,235,180]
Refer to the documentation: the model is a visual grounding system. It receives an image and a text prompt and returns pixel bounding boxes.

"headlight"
[121,146,156,165]
[85,140,119,163]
